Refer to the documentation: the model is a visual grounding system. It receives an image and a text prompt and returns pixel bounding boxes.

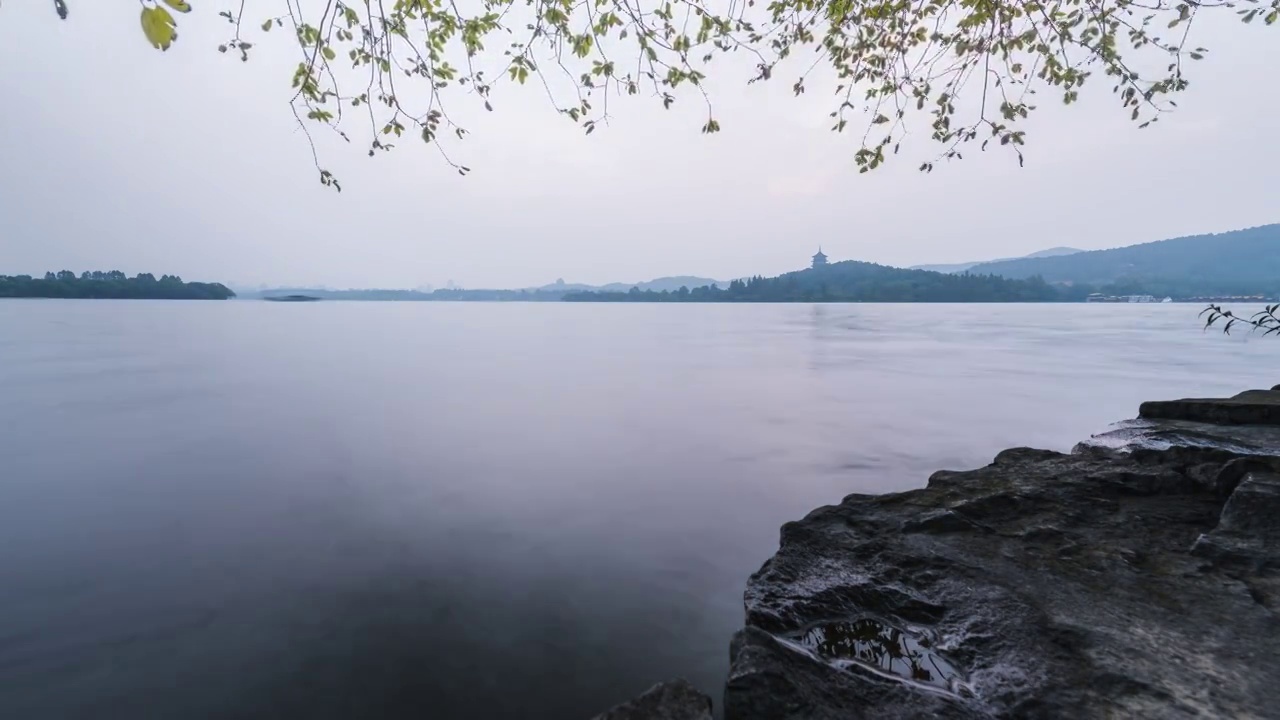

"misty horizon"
[4,6,1280,290]
[10,222,1272,293]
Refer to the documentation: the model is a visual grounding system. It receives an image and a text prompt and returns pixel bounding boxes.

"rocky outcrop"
[1140,388,1280,426]
[593,391,1280,720]
[590,680,713,720]
[726,397,1280,719]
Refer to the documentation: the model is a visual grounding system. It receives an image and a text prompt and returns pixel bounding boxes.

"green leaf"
[140,6,178,51]
[322,46,336,61]
[162,0,192,13]
[262,19,273,32]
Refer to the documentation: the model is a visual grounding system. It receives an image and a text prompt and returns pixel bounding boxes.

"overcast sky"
[1,3,1277,289]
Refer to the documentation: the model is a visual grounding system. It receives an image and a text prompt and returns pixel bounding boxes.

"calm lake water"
[0,301,1274,719]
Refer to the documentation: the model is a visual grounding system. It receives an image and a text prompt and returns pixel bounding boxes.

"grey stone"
[726,444,1280,720]
[591,679,713,720]
[1192,471,1280,581]
[1139,389,1280,426]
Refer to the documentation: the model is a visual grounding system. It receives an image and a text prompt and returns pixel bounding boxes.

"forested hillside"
[0,271,235,299]
[969,225,1280,295]
[565,261,1066,302]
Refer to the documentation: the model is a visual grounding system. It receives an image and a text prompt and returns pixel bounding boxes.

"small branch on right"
[1201,303,1280,336]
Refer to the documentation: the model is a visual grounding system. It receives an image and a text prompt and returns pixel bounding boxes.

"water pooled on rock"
[787,618,963,691]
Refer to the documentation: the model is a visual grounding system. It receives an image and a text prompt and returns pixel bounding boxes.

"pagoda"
[811,248,829,269]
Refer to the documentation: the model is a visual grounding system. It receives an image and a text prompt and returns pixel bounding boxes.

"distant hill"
[565,260,1068,303]
[243,275,727,300]
[910,247,1081,274]
[240,287,565,301]
[968,224,1280,296]
[532,276,725,293]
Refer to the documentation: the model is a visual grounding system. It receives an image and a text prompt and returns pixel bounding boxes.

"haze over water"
[0,301,1273,719]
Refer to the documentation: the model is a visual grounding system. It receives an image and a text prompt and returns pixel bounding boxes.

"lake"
[0,301,1274,719]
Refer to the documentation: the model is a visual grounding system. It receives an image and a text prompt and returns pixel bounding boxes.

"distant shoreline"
[0,272,235,300]
[232,295,1190,304]
[4,296,1271,305]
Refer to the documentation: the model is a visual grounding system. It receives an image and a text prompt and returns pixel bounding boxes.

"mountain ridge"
[910,246,1082,274]
[528,275,726,293]
[967,224,1280,296]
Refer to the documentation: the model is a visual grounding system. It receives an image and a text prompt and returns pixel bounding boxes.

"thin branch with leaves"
[1201,303,1280,336]
[44,0,1280,189]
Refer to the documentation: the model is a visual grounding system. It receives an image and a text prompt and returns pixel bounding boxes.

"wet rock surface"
[593,391,1280,719]
[1140,388,1280,426]
[726,419,1280,719]
[590,679,713,720]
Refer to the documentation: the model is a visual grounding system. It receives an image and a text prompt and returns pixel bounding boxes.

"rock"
[726,442,1280,719]
[1192,470,1280,579]
[1081,416,1280,457]
[1139,389,1280,426]
[591,679,713,720]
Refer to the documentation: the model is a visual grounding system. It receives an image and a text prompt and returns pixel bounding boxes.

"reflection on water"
[789,618,962,690]
[0,302,1274,719]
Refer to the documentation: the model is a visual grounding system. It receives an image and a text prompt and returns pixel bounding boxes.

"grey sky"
[1,3,1277,290]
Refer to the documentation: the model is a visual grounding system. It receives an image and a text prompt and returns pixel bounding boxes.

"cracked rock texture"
[593,391,1280,719]
[727,392,1280,720]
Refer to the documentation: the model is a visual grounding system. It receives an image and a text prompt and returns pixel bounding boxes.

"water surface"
[0,301,1272,719]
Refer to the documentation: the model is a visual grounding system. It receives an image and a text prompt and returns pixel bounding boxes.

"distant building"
[811,248,829,269]
[1087,293,1173,303]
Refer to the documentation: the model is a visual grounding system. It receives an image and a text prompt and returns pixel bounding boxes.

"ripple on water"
[785,618,968,694]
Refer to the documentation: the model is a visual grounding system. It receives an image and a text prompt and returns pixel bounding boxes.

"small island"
[0,271,235,300]
[263,294,321,302]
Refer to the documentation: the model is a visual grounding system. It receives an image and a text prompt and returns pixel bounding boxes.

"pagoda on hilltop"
[811,248,829,269]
